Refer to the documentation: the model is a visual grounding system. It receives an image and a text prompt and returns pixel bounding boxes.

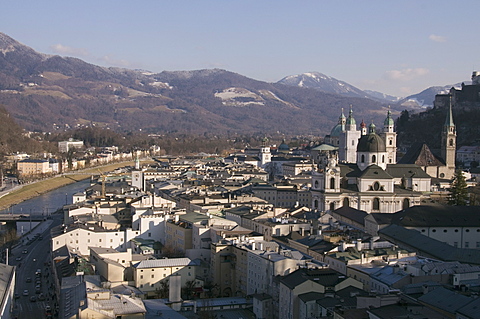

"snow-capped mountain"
[363,90,401,103]
[277,72,373,99]
[398,83,466,109]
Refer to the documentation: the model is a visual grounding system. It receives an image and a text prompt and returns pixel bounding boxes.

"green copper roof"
[346,107,356,126]
[384,109,394,126]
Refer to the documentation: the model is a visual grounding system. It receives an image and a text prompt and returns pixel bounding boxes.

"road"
[10,214,62,318]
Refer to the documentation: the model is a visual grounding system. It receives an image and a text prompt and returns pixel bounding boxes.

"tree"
[449,169,468,205]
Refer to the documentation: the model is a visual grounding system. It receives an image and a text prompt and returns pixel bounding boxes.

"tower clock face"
[330,171,335,175]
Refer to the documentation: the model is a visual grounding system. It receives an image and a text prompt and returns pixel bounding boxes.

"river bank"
[0,161,139,210]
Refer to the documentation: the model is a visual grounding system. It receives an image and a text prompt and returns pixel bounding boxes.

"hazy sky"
[1,1,479,97]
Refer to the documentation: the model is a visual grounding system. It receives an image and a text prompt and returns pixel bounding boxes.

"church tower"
[441,97,456,171]
[259,137,271,167]
[379,108,397,164]
[339,106,361,163]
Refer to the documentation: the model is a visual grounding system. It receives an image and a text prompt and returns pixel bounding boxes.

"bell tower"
[441,97,456,170]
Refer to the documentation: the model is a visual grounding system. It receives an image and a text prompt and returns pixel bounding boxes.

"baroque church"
[311,104,456,214]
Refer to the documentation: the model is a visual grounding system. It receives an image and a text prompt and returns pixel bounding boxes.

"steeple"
[368,122,376,134]
[339,108,346,131]
[441,96,456,171]
[346,105,356,130]
[360,119,367,135]
[383,106,394,133]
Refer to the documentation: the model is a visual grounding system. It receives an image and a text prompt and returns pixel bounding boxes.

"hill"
[0,32,389,136]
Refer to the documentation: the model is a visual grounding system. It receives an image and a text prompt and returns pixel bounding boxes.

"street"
[10,214,62,318]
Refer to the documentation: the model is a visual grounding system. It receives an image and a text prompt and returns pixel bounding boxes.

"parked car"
[38,293,45,301]
[25,277,32,283]
[15,256,21,261]
[22,290,28,296]
[29,295,36,302]
[22,249,27,254]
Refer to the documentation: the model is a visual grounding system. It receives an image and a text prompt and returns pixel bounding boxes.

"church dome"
[357,133,386,152]
[330,124,343,137]
[278,140,290,152]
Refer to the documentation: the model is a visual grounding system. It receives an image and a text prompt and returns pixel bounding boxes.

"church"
[311,104,456,214]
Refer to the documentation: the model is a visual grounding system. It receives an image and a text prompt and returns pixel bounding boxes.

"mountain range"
[0,32,465,136]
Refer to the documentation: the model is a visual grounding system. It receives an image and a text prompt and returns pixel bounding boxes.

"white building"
[58,138,84,153]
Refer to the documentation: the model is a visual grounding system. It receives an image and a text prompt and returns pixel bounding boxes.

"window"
[403,198,410,209]
[373,182,380,191]
[465,242,469,248]
[361,154,365,163]
[389,139,393,145]
[382,155,385,163]
[372,198,380,211]
[343,197,350,207]
[152,275,154,278]
[330,177,335,189]
[372,155,376,163]
[140,275,143,279]
[329,202,335,211]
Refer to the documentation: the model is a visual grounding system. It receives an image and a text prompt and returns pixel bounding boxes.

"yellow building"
[17,159,51,175]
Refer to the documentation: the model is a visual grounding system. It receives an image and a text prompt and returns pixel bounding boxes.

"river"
[0,179,92,215]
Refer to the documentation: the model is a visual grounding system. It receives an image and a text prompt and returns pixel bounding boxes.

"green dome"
[330,124,343,137]
[384,110,394,126]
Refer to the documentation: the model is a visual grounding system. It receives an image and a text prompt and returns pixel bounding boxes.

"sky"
[1,1,479,97]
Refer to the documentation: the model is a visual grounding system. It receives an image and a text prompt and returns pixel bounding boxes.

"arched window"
[314,180,319,189]
[361,154,365,163]
[329,202,335,211]
[389,139,393,145]
[314,200,318,209]
[373,198,380,211]
[343,197,350,207]
[382,155,385,163]
[449,139,454,146]
[372,155,376,163]
[403,198,410,209]
[330,177,335,189]
[352,140,354,146]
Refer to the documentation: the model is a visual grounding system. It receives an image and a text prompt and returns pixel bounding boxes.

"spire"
[384,106,394,127]
[368,122,376,134]
[444,96,455,127]
[339,108,346,122]
[346,105,356,126]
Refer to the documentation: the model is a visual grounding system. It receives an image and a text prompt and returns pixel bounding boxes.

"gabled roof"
[358,165,393,179]
[418,287,472,314]
[398,142,445,166]
[390,205,480,227]
[332,206,368,226]
[386,164,431,179]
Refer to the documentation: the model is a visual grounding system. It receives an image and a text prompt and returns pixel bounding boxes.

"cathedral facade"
[311,106,456,214]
